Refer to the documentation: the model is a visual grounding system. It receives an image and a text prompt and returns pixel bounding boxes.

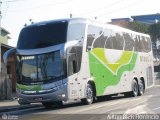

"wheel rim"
[133,82,138,96]
[86,85,93,103]
[139,81,144,95]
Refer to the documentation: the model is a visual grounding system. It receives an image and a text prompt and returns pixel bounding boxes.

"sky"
[1,0,160,47]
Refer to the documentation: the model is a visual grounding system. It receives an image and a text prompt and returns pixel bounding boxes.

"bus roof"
[24,18,87,28]
[24,18,150,38]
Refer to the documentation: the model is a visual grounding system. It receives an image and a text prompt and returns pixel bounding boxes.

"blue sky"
[1,0,160,47]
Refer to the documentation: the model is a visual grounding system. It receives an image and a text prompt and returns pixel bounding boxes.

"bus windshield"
[17,51,65,83]
[17,21,68,49]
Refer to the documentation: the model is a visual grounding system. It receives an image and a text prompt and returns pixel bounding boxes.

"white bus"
[4,18,154,108]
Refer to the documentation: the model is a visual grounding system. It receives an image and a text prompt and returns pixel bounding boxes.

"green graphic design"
[92,48,132,73]
[89,49,138,95]
[17,84,42,91]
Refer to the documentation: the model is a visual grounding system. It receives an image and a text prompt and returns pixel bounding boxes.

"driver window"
[67,53,77,76]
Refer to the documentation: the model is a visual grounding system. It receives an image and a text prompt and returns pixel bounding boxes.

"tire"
[18,99,30,105]
[42,102,53,108]
[125,79,138,97]
[138,80,145,96]
[42,101,63,108]
[105,95,112,99]
[81,84,94,105]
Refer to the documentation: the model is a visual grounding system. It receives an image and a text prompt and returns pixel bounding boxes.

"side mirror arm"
[3,48,16,65]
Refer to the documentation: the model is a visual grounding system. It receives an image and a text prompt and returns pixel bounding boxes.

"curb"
[0,104,41,113]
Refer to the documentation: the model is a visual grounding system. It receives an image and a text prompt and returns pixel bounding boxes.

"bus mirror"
[3,48,16,65]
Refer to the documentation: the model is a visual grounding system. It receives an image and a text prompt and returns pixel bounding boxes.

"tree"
[148,22,160,48]
[127,21,149,34]
[149,22,160,40]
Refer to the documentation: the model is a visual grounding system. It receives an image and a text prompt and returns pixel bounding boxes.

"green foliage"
[127,21,149,34]
[149,22,160,41]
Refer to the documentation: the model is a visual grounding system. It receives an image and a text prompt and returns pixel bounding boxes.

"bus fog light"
[62,94,66,97]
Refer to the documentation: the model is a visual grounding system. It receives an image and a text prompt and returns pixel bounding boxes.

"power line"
[4,0,73,13]
[2,0,26,3]
[76,0,125,16]
[96,0,144,18]
[2,1,9,18]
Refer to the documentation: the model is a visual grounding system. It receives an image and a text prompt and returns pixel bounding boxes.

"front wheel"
[81,84,94,105]
[42,101,63,108]
[18,99,30,105]
[42,102,53,108]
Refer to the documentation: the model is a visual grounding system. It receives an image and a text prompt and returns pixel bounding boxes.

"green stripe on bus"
[89,51,138,95]
[16,83,42,91]
[92,48,132,73]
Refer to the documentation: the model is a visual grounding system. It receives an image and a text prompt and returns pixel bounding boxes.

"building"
[0,28,11,71]
[0,28,11,45]
[111,13,160,24]
[0,28,16,100]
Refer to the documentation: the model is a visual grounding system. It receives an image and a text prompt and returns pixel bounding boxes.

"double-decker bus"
[4,18,154,108]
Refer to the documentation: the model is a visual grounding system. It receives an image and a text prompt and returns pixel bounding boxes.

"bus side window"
[72,60,77,73]
[67,53,77,76]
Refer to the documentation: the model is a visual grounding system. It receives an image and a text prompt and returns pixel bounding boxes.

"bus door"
[67,53,80,99]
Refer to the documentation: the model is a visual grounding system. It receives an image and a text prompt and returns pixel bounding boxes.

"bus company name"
[140,56,151,62]
[22,56,35,60]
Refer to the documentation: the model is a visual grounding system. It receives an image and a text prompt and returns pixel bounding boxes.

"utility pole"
[0,0,2,36]
[0,0,2,72]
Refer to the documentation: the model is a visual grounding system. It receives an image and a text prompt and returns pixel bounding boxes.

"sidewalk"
[0,99,21,113]
[0,99,41,113]
[0,91,18,106]
[0,99,18,107]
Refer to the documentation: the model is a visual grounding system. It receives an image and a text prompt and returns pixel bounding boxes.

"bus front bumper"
[17,86,68,103]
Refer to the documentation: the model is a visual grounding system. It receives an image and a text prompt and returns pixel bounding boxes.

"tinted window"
[86,25,151,53]
[16,51,65,83]
[17,21,68,49]
[67,46,83,76]
[145,37,152,52]
[123,33,134,51]
[134,35,151,52]
[104,29,112,49]
[115,33,124,50]
[86,25,103,51]
[105,30,124,50]
[105,36,113,49]
[67,23,86,41]
[134,35,140,52]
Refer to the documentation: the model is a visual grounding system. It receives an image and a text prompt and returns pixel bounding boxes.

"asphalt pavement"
[0,85,160,120]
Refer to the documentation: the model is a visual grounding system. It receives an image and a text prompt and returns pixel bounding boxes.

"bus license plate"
[35,97,43,101]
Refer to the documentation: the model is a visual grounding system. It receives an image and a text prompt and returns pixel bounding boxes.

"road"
[0,86,160,120]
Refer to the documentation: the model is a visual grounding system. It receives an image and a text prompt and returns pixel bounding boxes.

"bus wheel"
[42,101,63,108]
[131,79,138,97]
[42,102,53,108]
[138,80,145,96]
[18,99,30,105]
[125,80,138,97]
[81,84,94,105]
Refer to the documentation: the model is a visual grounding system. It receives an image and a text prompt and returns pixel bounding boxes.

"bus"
[4,18,154,108]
